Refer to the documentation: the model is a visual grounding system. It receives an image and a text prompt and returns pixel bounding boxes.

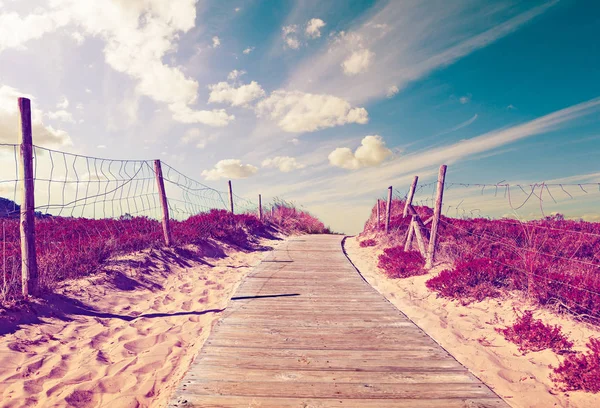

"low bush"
[496,310,573,354]
[552,338,600,392]
[425,258,516,303]
[360,239,377,247]
[377,247,426,278]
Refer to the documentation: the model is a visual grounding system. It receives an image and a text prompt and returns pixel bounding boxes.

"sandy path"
[0,239,280,408]
[344,236,600,408]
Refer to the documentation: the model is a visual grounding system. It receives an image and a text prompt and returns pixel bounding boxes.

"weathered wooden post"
[154,160,171,246]
[18,98,38,297]
[228,180,234,214]
[258,194,263,220]
[426,165,447,268]
[385,186,392,234]
[403,176,419,217]
[376,199,380,230]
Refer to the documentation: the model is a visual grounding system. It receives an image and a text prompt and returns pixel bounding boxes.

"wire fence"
[369,166,600,321]
[0,141,262,301]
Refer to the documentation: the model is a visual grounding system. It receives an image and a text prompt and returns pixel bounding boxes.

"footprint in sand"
[65,389,99,408]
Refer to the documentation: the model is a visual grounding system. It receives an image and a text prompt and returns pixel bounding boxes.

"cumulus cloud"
[169,103,234,126]
[227,70,246,81]
[256,90,369,133]
[0,85,72,147]
[47,110,75,123]
[212,36,221,48]
[243,46,255,54]
[261,156,305,173]
[208,81,266,107]
[180,128,214,149]
[342,48,375,75]
[459,94,472,104]
[282,25,300,49]
[57,96,69,109]
[328,135,392,170]
[0,1,235,127]
[305,18,326,39]
[386,85,399,98]
[201,159,258,180]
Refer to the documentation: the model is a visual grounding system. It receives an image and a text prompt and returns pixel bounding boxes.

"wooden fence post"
[228,180,234,214]
[376,199,380,230]
[385,186,392,234]
[258,194,262,220]
[153,160,171,247]
[403,176,418,217]
[18,97,38,297]
[426,165,447,268]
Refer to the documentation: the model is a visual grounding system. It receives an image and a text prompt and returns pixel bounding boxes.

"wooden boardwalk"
[168,235,508,407]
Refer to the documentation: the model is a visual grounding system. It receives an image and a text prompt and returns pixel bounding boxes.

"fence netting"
[0,143,258,301]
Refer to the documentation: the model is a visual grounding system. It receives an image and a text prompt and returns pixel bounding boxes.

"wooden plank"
[403,176,419,217]
[167,235,509,407]
[169,395,507,408]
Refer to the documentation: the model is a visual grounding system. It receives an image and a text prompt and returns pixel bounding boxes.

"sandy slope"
[344,236,600,408]
[0,238,280,408]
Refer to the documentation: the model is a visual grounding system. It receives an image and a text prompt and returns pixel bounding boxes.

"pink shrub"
[377,247,426,278]
[425,258,516,303]
[360,239,377,247]
[552,338,600,392]
[496,310,573,354]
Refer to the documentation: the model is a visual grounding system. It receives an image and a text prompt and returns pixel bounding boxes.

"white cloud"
[342,48,374,75]
[201,159,258,180]
[328,135,392,170]
[71,31,85,45]
[57,96,69,109]
[0,85,72,147]
[256,90,368,133]
[208,81,266,107]
[507,104,517,110]
[168,103,235,127]
[227,69,246,81]
[386,85,399,98]
[47,109,75,123]
[212,36,221,48]
[459,94,472,104]
[286,2,556,104]
[0,1,237,127]
[261,156,305,173]
[282,25,300,49]
[180,128,214,149]
[290,138,300,145]
[97,144,106,149]
[243,46,255,54]
[305,18,326,39]
[235,7,241,12]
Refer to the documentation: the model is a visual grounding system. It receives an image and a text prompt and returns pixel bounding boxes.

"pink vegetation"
[496,310,573,354]
[377,247,426,279]
[1,205,329,303]
[552,338,600,393]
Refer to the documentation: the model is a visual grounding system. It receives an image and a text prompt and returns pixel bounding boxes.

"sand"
[344,235,600,408]
[0,238,281,408]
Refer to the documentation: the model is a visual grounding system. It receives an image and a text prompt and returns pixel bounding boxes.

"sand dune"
[344,236,600,408]
[0,239,279,408]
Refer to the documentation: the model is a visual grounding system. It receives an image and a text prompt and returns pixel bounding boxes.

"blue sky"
[1,0,599,233]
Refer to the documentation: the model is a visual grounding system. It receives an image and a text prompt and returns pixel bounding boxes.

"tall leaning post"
[258,194,263,220]
[385,186,393,234]
[426,165,447,269]
[153,160,172,247]
[228,180,234,214]
[403,176,419,217]
[376,199,381,230]
[18,98,38,297]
